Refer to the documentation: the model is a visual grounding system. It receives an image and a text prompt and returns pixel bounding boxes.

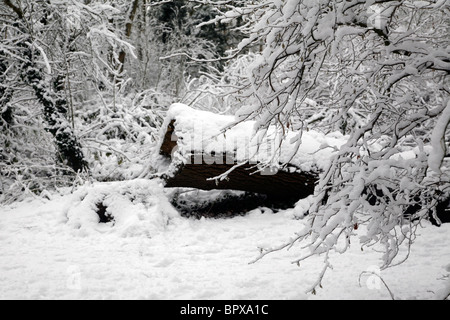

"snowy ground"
[0,179,449,300]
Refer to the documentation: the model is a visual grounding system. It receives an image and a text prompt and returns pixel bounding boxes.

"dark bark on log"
[164,155,318,200]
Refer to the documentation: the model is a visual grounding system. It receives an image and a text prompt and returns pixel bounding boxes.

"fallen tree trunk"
[156,104,449,225]
[163,155,318,200]
[156,104,342,200]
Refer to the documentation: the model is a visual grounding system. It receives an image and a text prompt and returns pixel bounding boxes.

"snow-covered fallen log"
[155,104,346,200]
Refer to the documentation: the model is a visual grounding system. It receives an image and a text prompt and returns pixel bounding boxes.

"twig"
[359,271,396,300]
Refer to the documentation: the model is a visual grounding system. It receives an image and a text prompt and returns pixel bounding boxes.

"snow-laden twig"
[206,161,249,184]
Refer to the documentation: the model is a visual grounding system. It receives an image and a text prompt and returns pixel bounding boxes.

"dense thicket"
[0,0,237,202]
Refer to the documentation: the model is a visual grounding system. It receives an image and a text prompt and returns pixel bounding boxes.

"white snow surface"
[158,103,347,173]
[1,179,449,300]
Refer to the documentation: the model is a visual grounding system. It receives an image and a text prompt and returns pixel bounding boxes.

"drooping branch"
[209,0,450,292]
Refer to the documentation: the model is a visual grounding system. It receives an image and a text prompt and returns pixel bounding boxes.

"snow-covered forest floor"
[0,179,448,300]
[1,0,449,302]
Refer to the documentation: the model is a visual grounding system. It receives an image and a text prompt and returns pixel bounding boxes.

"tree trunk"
[159,117,319,200]
[21,45,87,173]
[3,0,23,19]
[118,0,140,75]
[0,52,14,126]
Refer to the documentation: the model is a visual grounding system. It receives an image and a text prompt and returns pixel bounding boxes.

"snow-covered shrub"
[76,94,166,182]
[65,179,179,237]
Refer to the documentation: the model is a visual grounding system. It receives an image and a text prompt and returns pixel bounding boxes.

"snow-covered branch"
[211,0,450,291]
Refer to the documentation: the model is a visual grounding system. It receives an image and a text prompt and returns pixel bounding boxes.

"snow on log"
[156,104,346,199]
